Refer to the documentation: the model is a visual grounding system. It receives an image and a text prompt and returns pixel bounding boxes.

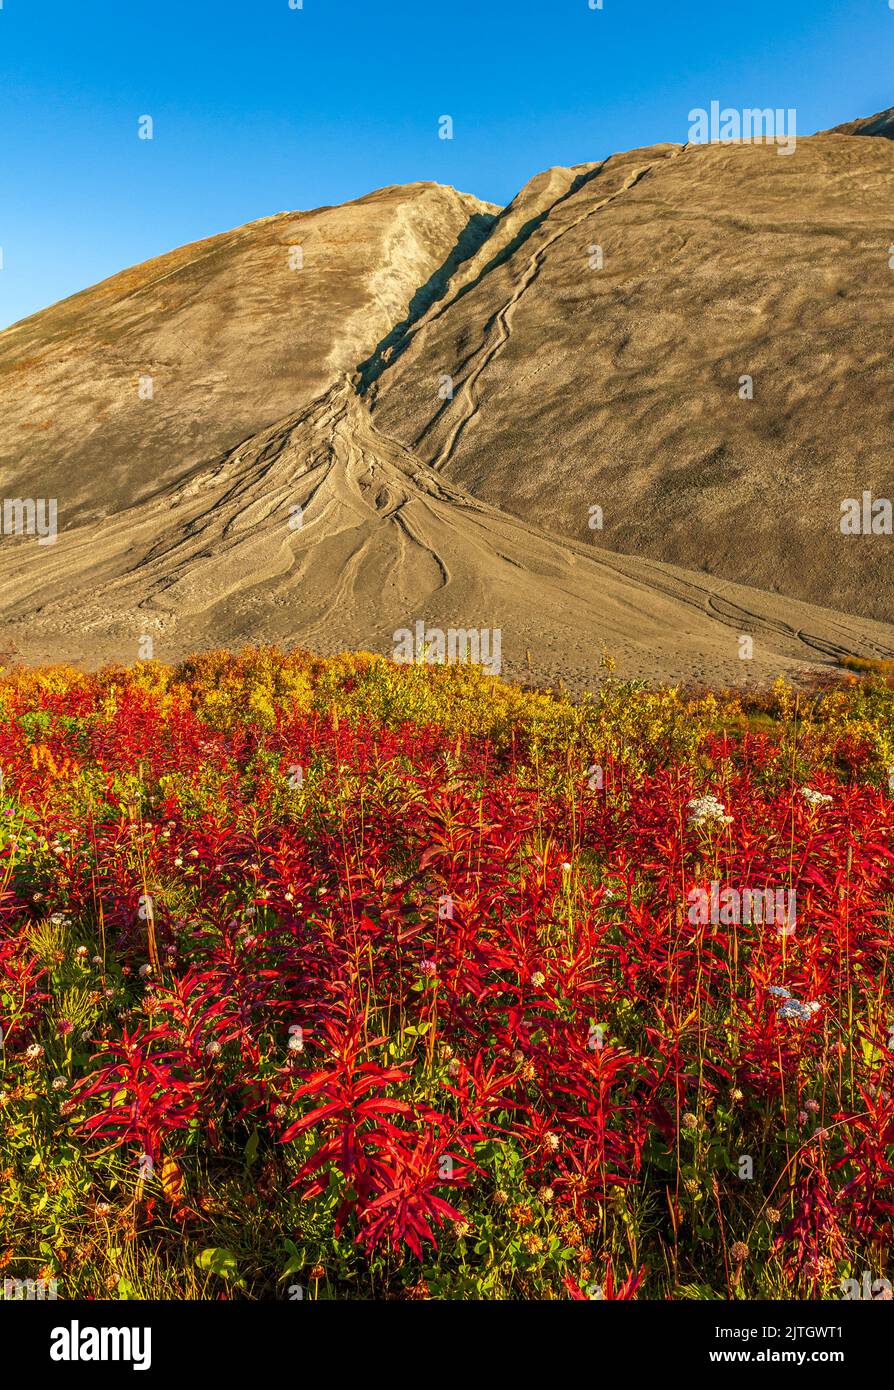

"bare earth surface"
[0,182,495,524]
[0,121,892,687]
[371,135,894,624]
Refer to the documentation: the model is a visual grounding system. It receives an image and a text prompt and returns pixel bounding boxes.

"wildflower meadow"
[1,648,893,1303]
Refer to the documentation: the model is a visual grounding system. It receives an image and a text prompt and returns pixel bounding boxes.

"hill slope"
[0,182,496,523]
[826,106,894,138]
[0,380,891,686]
[370,135,894,622]
[2,118,894,684]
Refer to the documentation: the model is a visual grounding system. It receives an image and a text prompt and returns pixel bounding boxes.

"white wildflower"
[778,997,821,1023]
[800,786,833,807]
[687,795,733,827]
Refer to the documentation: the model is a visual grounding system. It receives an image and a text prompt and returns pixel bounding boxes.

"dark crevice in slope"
[432,159,610,315]
[358,161,614,403]
[356,210,498,395]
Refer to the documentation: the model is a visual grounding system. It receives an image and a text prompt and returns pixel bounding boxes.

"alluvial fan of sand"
[0,126,892,686]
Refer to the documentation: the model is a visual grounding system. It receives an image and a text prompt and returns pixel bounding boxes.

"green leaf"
[281,1240,305,1278]
[196,1247,240,1280]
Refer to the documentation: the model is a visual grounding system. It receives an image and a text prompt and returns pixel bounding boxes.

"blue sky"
[0,0,891,329]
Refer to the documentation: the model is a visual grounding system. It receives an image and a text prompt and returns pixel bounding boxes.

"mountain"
[0,182,495,523]
[1,111,893,685]
[369,134,894,624]
[825,106,894,139]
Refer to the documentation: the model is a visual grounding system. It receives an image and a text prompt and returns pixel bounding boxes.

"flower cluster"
[687,794,733,826]
[800,786,834,808]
